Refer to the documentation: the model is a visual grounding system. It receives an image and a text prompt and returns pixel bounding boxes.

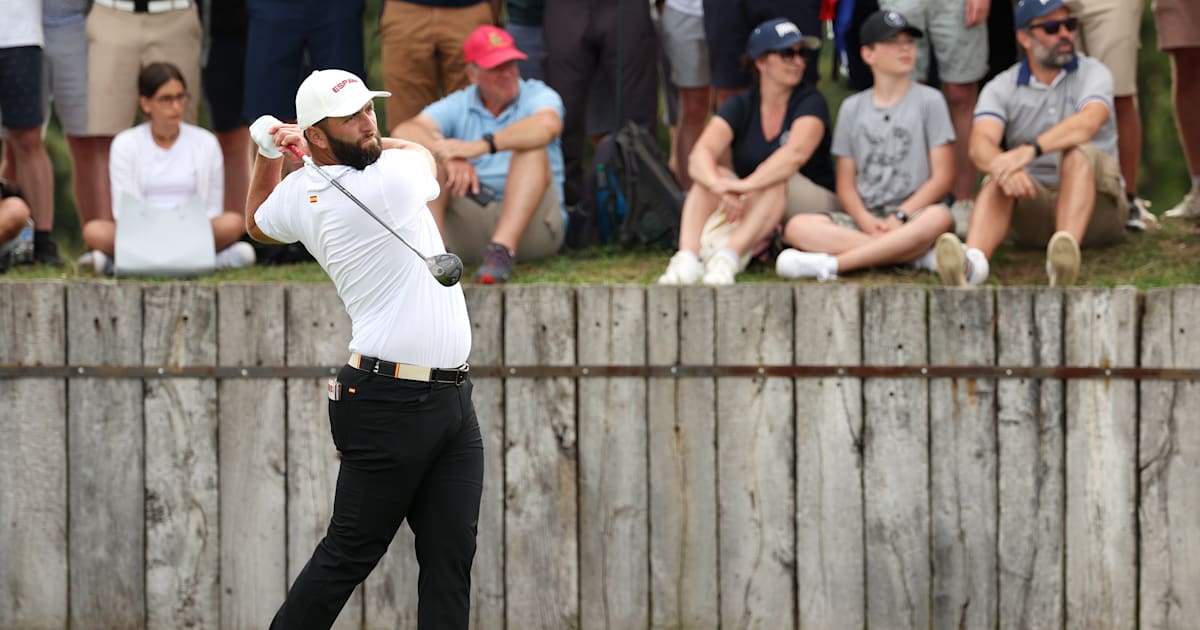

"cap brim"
[323,90,393,119]
[474,48,529,69]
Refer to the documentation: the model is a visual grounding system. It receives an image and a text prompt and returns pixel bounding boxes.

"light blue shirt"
[422,78,565,205]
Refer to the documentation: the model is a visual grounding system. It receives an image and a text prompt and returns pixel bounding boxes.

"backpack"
[564,121,685,250]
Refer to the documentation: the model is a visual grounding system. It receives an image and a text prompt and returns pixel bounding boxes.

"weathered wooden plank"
[143,284,219,629]
[1064,288,1137,630]
[716,285,794,630]
[1139,287,1200,629]
[996,288,1065,630]
[286,284,361,629]
[466,286,504,630]
[0,282,67,629]
[577,286,648,630]
[929,288,997,630]
[793,284,864,630]
[218,284,288,628]
[646,286,718,630]
[67,282,145,628]
[504,285,577,630]
[862,285,929,630]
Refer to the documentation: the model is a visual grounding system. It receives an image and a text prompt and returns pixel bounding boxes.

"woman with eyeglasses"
[658,18,838,286]
[80,61,254,274]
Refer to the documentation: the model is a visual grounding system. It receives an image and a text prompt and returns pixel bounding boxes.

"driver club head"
[427,253,464,286]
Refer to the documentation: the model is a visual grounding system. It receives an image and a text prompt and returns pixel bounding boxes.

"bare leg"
[0,197,31,242]
[723,183,787,255]
[837,207,953,272]
[93,136,114,221]
[714,87,742,110]
[945,81,979,202]
[82,219,116,256]
[216,127,252,216]
[676,181,722,253]
[64,136,109,223]
[965,178,1017,258]
[1112,95,1141,195]
[675,86,710,190]
[1054,147,1097,242]
[784,214,874,254]
[1171,48,1200,177]
[212,212,246,250]
[493,148,552,253]
[3,128,54,230]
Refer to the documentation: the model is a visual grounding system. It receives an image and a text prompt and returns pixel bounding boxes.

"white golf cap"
[295,69,391,129]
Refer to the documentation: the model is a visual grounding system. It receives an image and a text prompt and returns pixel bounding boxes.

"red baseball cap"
[463,25,528,69]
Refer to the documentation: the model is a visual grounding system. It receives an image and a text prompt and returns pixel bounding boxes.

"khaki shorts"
[1010,145,1126,248]
[784,172,840,220]
[1077,0,1142,96]
[880,0,989,83]
[1153,0,1200,50]
[380,0,494,130]
[443,183,563,263]
[86,4,202,135]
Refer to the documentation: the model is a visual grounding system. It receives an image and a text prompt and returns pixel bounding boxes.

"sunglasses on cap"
[771,47,809,60]
[1028,17,1078,35]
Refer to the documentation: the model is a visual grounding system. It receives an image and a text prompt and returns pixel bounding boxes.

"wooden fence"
[0,281,1197,630]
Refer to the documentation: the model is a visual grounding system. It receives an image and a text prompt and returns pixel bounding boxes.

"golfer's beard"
[1033,37,1075,69]
[328,134,382,170]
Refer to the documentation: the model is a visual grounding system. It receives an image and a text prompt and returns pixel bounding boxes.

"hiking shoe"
[950,199,973,238]
[657,250,704,285]
[475,242,515,284]
[215,241,257,269]
[1046,231,1080,287]
[775,248,838,281]
[32,232,64,266]
[1125,196,1157,232]
[1164,187,1200,220]
[701,251,738,286]
[935,233,988,286]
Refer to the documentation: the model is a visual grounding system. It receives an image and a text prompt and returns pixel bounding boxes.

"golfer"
[246,69,482,630]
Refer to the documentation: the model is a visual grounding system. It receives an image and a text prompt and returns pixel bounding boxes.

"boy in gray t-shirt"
[776,10,955,282]
[934,0,1126,288]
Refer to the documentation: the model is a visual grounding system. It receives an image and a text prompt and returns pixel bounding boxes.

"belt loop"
[371,359,380,374]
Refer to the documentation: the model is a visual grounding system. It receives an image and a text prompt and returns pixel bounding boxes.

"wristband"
[483,132,497,154]
[1030,139,1044,158]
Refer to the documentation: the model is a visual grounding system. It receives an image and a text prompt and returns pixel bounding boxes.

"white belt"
[94,0,192,13]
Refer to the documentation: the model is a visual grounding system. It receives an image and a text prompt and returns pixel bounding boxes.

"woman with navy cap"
[658,18,838,286]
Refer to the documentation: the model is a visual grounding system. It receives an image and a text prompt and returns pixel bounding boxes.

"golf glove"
[249,115,284,159]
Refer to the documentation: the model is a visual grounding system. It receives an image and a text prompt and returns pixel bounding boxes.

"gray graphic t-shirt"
[831,83,954,209]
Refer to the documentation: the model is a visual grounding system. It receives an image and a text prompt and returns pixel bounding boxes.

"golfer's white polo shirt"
[255,148,472,368]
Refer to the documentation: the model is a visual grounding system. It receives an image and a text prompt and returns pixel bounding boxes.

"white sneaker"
[1125,196,1157,232]
[701,252,739,286]
[775,248,838,281]
[86,250,114,276]
[657,250,704,285]
[215,241,257,269]
[950,199,973,238]
[912,245,937,272]
[935,233,988,286]
[1046,231,1080,287]
[1164,187,1200,220]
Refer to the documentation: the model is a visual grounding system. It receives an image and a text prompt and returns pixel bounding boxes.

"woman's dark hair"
[138,62,186,98]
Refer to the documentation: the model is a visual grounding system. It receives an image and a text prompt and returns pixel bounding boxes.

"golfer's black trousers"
[270,366,484,630]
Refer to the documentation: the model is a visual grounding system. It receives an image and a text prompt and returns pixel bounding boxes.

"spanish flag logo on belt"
[309,194,318,203]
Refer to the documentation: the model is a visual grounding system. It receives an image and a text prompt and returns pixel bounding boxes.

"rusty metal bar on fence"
[1,364,1199,380]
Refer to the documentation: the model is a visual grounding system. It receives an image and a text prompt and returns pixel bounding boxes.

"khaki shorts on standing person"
[1009,144,1127,248]
[1153,0,1200,50]
[86,2,202,135]
[1076,0,1143,96]
[880,0,989,83]
[380,0,494,130]
[441,183,564,264]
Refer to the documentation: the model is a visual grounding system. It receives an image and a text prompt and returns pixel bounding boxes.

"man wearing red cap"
[394,24,565,283]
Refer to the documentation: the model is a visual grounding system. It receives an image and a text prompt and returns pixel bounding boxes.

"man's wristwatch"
[895,210,909,224]
[482,132,497,154]
[1029,139,1044,157]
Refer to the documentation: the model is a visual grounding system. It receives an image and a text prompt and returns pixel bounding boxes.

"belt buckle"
[456,363,469,385]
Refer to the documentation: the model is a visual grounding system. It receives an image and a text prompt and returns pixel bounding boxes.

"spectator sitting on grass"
[775,11,955,282]
[0,179,33,273]
[658,18,837,286]
[935,0,1124,287]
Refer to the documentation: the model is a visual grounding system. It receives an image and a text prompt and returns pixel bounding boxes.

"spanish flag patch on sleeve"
[309,194,318,203]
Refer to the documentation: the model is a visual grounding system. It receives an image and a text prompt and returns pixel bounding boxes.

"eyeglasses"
[771,47,809,60]
[1029,17,1078,35]
[153,92,190,105]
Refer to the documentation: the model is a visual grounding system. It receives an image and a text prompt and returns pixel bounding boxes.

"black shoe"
[33,234,64,266]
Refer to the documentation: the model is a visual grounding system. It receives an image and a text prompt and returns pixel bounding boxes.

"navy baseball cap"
[746,18,821,59]
[1014,0,1080,29]
[859,10,924,46]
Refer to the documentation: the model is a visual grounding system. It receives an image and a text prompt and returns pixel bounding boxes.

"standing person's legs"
[506,22,544,81]
[204,30,251,217]
[1076,0,1142,196]
[1155,0,1200,217]
[661,4,711,190]
[243,0,309,121]
[432,3,494,105]
[143,8,204,124]
[597,0,659,134]
[0,47,54,242]
[702,0,750,108]
[544,0,599,206]
[924,0,988,203]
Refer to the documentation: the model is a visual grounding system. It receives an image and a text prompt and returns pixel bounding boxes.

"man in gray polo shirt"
[936,0,1125,287]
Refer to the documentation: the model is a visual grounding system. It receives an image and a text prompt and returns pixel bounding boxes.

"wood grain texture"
[0,282,67,629]
[577,286,648,630]
[996,288,1065,630]
[1139,287,1200,630]
[716,285,794,630]
[793,284,864,630]
[862,286,929,630]
[1064,288,1137,630]
[217,284,288,629]
[646,286,719,630]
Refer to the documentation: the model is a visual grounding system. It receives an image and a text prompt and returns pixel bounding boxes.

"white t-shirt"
[254,148,472,368]
[0,0,44,47]
[665,0,703,17]
[110,122,224,220]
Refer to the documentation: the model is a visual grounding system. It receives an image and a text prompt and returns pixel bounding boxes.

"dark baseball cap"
[1014,0,1081,29]
[859,10,924,46]
[746,18,821,59]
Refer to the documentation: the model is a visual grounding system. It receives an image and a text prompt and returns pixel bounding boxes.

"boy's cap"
[860,10,924,45]
[746,18,821,59]
[1014,0,1081,29]
[463,25,528,69]
[295,69,390,129]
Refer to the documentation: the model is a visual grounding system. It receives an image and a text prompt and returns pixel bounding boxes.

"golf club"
[284,144,464,287]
